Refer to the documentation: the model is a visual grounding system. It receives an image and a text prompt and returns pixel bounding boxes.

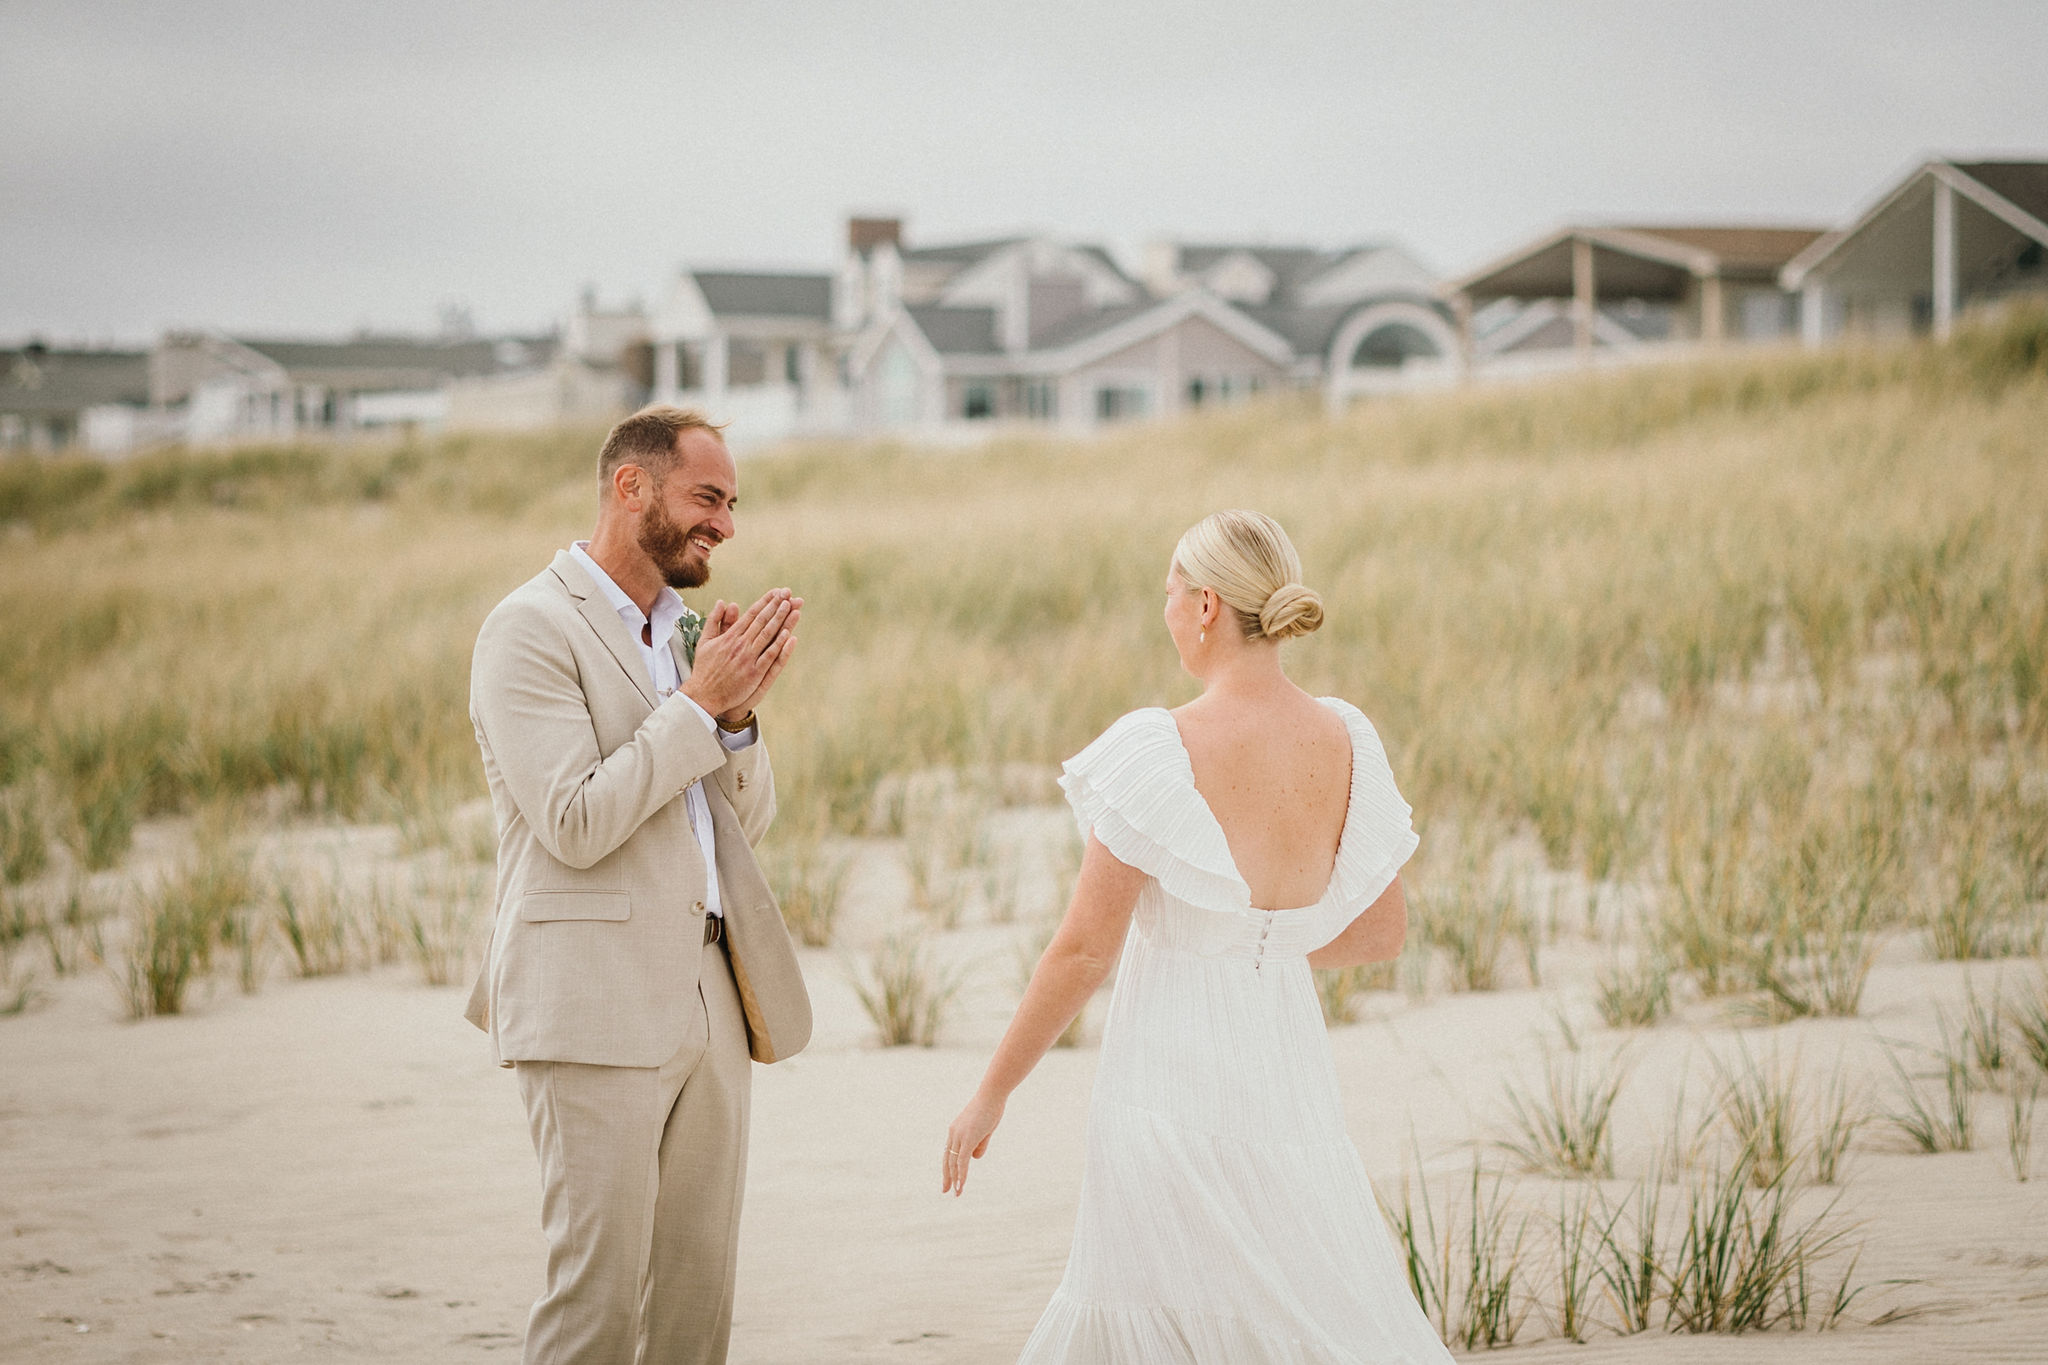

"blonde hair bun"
[1259,582,1324,639]
[1172,509,1326,643]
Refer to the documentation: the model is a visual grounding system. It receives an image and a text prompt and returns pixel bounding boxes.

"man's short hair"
[597,405,727,484]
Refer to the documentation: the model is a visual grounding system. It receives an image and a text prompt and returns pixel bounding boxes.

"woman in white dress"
[943,510,1454,1364]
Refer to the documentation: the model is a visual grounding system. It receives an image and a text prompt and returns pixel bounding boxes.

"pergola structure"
[1781,160,2048,344]
[1441,224,1823,365]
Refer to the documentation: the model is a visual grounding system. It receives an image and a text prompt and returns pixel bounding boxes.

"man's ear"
[612,462,643,511]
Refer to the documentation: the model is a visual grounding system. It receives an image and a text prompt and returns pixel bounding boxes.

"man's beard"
[638,495,712,590]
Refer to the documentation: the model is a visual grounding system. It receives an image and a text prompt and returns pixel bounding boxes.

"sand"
[4,811,2048,1363]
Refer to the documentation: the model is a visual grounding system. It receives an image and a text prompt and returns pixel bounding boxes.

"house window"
[1095,386,1149,422]
[1351,323,1439,369]
[1024,380,1057,421]
[784,345,802,385]
[963,383,995,420]
[1186,376,1206,407]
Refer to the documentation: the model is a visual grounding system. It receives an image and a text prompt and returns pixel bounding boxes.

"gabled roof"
[1172,243,1406,307]
[1446,223,1825,300]
[1033,291,1297,372]
[1025,302,1155,351]
[1239,302,1364,358]
[905,306,1001,355]
[898,238,1024,267]
[1071,244,1138,286]
[1475,300,1651,355]
[1781,159,2048,289]
[690,271,833,319]
[1954,162,2048,225]
[238,336,540,378]
[1,347,150,416]
[1178,244,1329,294]
[1620,227,1826,273]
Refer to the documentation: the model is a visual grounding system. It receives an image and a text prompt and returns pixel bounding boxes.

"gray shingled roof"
[905,306,1000,355]
[1,347,149,416]
[898,238,1022,267]
[1073,244,1138,285]
[1957,162,2048,228]
[242,337,535,375]
[1238,303,1356,359]
[1027,303,1156,352]
[1176,244,1349,303]
[237,336,555,389]
[690,271,833,319]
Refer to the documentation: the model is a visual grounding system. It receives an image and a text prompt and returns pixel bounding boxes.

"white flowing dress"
[1017,699,1454,1365]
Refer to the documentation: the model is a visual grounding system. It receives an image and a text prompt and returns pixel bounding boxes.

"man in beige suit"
[465,405,812,1365]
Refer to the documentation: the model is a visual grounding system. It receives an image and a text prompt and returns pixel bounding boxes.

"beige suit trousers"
[514,936,751,1365]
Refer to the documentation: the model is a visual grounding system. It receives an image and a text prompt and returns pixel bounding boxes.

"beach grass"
[850,931,961,1048]
[0,311,2038,894]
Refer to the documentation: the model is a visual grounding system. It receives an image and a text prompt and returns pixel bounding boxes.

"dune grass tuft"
[851,932,962,1048]
[1499,1049,1629,1178]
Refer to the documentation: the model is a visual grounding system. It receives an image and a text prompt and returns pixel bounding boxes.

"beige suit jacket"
[463,550,812,1068]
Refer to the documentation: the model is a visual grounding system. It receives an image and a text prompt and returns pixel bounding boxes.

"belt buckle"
[703,914,723,946]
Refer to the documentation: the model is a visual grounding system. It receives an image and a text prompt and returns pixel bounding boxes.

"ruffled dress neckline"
[1057,697,1414,923]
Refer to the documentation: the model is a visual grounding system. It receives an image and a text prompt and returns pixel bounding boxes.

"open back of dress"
[1016,697,1451,1365]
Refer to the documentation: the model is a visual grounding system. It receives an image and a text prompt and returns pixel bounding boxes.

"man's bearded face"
[637,476,714,590]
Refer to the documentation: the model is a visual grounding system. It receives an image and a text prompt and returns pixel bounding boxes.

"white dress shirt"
[570,541,754,919]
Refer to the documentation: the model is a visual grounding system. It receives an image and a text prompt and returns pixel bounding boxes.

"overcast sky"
[3,0,2043,344]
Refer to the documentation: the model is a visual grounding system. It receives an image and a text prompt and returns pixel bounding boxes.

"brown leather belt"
[703,914,724,946]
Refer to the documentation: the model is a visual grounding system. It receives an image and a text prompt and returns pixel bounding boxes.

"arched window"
[1351,322,1440,369]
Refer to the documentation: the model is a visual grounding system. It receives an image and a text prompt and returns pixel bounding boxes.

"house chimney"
[848,217,902,254]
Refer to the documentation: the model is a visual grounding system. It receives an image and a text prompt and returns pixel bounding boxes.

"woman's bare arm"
[1305,875,1408,970]
[941,834,1145,1195]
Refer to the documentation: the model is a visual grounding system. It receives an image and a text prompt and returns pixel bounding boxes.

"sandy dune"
[5,815,2048,1363]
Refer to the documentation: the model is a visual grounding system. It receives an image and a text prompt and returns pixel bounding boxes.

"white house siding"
[1058,315,1288,432]
[446,362,632,431]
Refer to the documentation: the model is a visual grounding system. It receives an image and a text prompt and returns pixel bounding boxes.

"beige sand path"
[7,928,2048,1363]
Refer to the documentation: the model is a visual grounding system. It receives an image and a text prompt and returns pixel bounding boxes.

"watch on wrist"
[716,709,756,734]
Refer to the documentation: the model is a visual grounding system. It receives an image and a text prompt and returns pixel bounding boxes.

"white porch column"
[794,342,817,416]
[1700,273,1725,347]
[1157,320,1182,417]
[704,332,729,410]
[1571,237,1596,360]
[653,340,678,402]
[1801,281,1829,348]
[1451,292,1474,383]
[1932,177,1957,340]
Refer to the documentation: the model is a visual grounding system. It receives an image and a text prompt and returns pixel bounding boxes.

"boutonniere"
[674,605,704,667]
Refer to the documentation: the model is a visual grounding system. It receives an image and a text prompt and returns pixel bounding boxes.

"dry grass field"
[2,308,2046,1361]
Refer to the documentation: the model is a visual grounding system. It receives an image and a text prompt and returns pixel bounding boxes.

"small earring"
[1199,628,1206,644]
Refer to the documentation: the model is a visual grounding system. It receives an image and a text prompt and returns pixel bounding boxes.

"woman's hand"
[942,1091,1005,1196]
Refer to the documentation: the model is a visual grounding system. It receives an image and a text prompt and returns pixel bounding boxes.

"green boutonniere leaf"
[675,607,704,667]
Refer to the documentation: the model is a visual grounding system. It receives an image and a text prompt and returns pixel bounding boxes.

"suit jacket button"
[693,900,706,915]
[736,773,747,790]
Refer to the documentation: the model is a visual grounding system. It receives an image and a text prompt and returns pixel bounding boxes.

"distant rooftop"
[905,305,1001,355]
[690,271,833,319]
[1,346,150,416]
[1954,161,2048,223]
[898,238,1024,267]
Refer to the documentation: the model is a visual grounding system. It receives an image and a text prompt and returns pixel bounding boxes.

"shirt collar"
[570,541,687,639]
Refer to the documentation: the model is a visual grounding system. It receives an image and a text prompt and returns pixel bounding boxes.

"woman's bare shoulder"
[1171,689,1347,750]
